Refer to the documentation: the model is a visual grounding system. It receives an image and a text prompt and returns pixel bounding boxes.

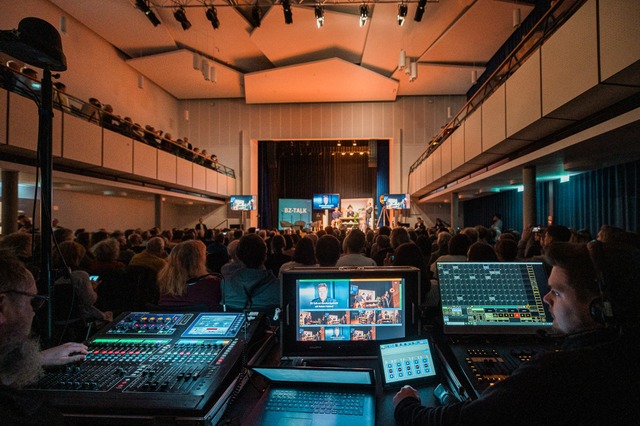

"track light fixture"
[136,0,161,27]
[315,5,324,28]
[398,49,407,70]
[206,6,220,29]
[173,7,191,30]
[397,3,408,26]
[359,4,369,27]
[414,0,427,22]
[282,0,293,25]
[252,4,262,27]
[409,60,417,82]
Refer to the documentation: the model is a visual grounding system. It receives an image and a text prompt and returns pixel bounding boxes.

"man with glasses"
[0,252,89,423]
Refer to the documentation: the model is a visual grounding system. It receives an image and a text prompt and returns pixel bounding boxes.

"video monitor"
[383,194,410,209]
[230,195,255,211]
[281,267,421,358]
[313,193,340,210]
[436,262,553,335]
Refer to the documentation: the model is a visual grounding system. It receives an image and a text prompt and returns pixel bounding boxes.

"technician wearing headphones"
[394,241,640,425]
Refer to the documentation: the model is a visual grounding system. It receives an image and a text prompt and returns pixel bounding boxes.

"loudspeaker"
[587,241,615,325]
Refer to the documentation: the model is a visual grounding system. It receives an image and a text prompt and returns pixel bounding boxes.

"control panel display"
[182,313,246,338]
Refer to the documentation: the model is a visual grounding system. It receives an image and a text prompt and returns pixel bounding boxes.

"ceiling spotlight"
[173,7,191,30]
[206,7,220,29]
[252,4,262,27]
[513,8,521,28]
[135,0,161,27]
[315,5,324,28]
[414,0,427,22]
[352,141,357,146]
[282,0,293,25]
[397,3,408,26]
[359,4,369,27]
[409,61,417,82]
[471,69,478,85]
[337,141,341,146]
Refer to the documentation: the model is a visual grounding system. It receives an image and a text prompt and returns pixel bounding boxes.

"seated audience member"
[430,233,472,279]
[428,231,452,267]
[128,232,144,253]
[394,241,640,424]
[315,235,342,267]
[393,242,431,299]
[157,240,221,311]
[53,242,111,321]
[495,238,518,262]
[206,231,230,273]
[128,237,167,274]
[0,253,89,424]
[89,238,125,274]
[100,104,120,131]
[221,234,279,314]
[467,241,498,262]
[265,235,292,277]
[52,81,69,110]
[372,235,394,266]
[336,229,376,267]
[279,236,318,279]
[390,227,411,250]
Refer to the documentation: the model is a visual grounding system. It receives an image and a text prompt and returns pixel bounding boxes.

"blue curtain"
[462,159,640,235]
[376,140,390,226]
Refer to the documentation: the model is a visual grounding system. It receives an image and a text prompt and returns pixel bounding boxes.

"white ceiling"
[49,0,534,102]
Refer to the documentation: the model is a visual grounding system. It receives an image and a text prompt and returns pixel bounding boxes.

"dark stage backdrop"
[259,141,383,229]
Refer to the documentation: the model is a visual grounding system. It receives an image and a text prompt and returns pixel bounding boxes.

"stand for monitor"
[376,207,395,228]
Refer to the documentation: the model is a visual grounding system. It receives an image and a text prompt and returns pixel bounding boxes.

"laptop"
[250,366,376,426]
[436,261,553,335]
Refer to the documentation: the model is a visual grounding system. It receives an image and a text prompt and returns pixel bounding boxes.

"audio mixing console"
[27,311,267,424]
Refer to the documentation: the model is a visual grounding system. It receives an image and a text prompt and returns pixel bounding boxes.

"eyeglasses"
[1,290,49,311]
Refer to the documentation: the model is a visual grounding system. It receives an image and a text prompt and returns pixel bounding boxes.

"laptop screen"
[252,367,374,386]
[436,262,552,334]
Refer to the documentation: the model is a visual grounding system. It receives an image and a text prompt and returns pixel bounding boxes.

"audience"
[157,240,221,311]
[128,236,167,274]
[336,229,376,267]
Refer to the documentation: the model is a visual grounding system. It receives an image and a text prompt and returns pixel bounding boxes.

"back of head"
[460,227,479,243]
[376,234,391,249]
[316,235,341,266]
[146,237,165,256]
[390,227,410,249]
[0,232,32,258]
[546,225,572,243]
[378,226,392,237]
[0,251,33,293]
[449,233,472,256]
[344,229,366,254]
[293,237,316,265]
[237,234,267,269]
[53,227,73,243]
[158,240,206,296]
[495,239,518,261]
[270,235,286,253]
[92,238,120,262]
[545,242,640,330]
[467,242,498,262]
[53,241,85,268]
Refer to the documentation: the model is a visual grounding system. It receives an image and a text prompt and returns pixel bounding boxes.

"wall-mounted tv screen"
[281,267,420,358]
[230,195,255,211]
[383,194,410,209]
[313,193,340,210]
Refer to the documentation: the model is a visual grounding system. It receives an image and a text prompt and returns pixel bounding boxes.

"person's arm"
[40,342,89,367]
[393,385,464,425]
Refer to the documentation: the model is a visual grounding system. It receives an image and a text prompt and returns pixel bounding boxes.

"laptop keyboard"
[265,389,365,415]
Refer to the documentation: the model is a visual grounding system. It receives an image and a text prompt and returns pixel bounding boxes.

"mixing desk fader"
[27,311,267,424]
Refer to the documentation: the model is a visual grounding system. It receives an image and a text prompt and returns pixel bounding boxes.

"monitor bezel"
[436,261,553,335]
[281,267,421,359]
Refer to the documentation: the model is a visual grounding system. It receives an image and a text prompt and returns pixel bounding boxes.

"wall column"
[523,166,536,229]
[1,170,19,235]
[450,192,459,231]
[154,194,163,229]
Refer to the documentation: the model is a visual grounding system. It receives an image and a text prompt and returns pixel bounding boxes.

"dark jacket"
[221,264,280,314]
[394,328,640,425]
